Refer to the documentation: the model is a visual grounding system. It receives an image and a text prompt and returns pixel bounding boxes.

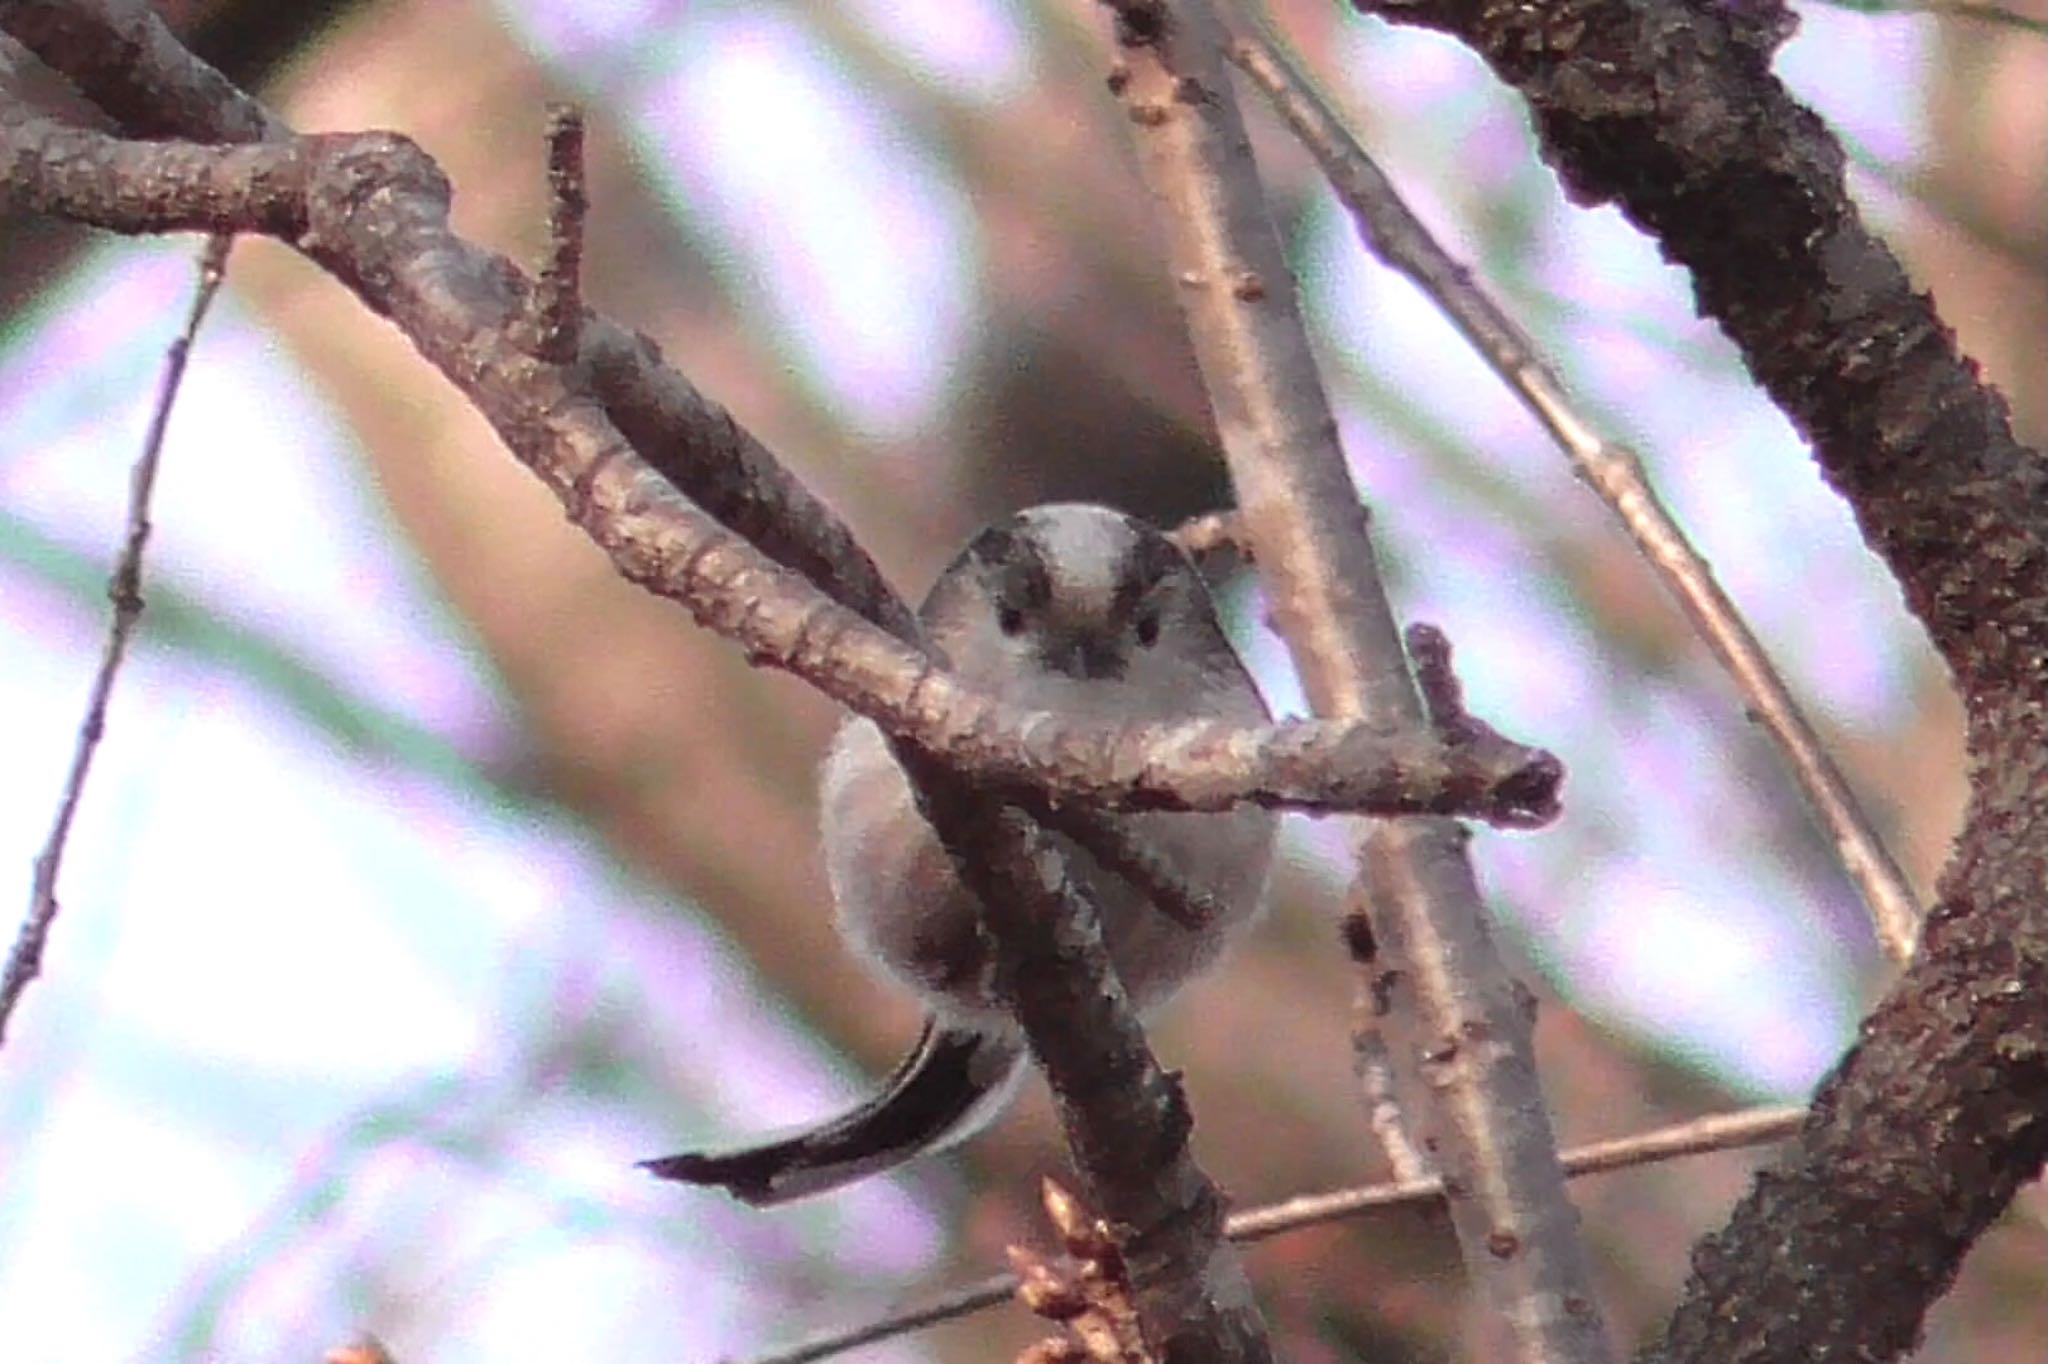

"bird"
[641,503,1278,1205]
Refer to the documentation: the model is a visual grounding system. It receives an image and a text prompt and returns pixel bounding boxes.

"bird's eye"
[1133,609,1161,647]
[996,604,1027,637]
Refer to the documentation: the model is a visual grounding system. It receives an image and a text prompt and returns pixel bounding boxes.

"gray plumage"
[644,504,1277,1205]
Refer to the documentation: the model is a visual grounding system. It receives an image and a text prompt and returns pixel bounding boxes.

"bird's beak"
[1045,631,1125,680]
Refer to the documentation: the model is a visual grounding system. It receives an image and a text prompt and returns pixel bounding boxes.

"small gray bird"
[642,504,1277,1204]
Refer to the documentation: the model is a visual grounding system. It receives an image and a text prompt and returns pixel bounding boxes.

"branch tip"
[533,101,588,363]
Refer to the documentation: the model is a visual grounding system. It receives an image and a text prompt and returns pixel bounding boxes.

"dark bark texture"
[1344,0,2048,1357]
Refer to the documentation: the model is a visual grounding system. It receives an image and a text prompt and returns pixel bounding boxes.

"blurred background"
[1,0,2043,1359]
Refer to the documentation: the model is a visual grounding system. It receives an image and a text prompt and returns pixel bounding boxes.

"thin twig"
[1223,21,1922,964]
[744,1272,1020,1364]
[2,232,233,1049]
[1229,1103,1805,1241]
[1033,803,1231,930]
[738,1103,1803,1364]
[532,101,586,362]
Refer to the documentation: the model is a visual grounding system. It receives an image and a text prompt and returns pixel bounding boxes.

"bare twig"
[749,1272,1021,1364]
[1405,623,1479,744]
[2,232,230,1051]
[531,101,586,363]
[1032,803,1231,930]
[1104,4,1613,1359]
[1223,20,1922,964]
[739,1103,1803,1364]
[1227,1103,1805,1241]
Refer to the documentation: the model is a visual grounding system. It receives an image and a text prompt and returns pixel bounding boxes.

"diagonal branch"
[1221,17,1922,963]
[2,0,918,642]
[0,109,1560,825]
[905,758,1274,1364]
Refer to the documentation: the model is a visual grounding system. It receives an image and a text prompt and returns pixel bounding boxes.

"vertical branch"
[2,232,233,1049]
[1101,2,1613,1359]
[1342,889,1431,1182]
[530,102,587,364]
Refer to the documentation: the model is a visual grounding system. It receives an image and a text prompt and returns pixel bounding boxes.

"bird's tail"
[641,1020,1027,1206]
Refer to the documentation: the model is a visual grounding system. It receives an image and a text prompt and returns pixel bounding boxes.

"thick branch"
[1336,0,2048,1357]
[1345,0,2042,693]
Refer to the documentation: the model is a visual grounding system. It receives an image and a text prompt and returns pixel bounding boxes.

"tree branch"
[1223,16,1922,962]
[3,229,229,1048]
[0,6,1281,1359]
[904,759,1274,1364]
[0,108,1561,824]
[742,1102,1803,1364]
[1103,3,1612,1359]
[1336,0,2048,1356]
